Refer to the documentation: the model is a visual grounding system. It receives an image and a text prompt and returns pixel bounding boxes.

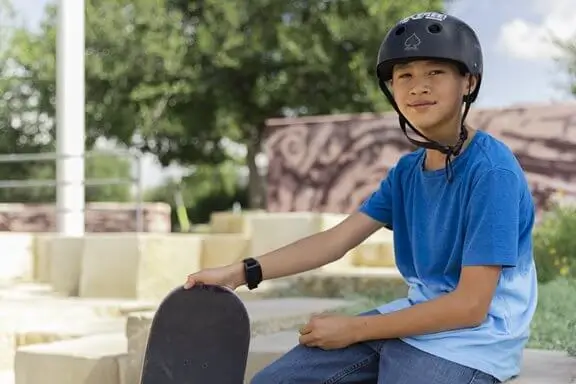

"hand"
[183,263,244,290]
[298,314,359,350]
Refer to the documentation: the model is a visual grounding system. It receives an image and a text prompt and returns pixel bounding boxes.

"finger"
[299,323,312,335]
[298,333,316,346]
[183,276,196,289]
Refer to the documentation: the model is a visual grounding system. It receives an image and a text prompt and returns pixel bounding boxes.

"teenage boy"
[184,11,537,384]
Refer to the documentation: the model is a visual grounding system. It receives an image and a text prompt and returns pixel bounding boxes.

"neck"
[424,126,475,171]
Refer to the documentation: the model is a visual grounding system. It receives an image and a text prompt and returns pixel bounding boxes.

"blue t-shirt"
[359,130,538,382]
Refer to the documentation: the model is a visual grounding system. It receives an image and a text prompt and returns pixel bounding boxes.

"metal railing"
[0,149,145,232]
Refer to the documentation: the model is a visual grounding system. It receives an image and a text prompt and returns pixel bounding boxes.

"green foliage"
[0,153,133,203]
[527,278,576,355]
[167,0,447,206]
[553,35,576,96]
[533,203,576,283]
[145,161,248,227]
[2,0,447,209]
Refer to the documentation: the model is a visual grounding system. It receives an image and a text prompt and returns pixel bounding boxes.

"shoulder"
[464,131,532,204]
[466,131,527,185]
[386,148,424,180]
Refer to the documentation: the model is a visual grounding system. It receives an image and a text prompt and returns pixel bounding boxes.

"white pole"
[56,0,85,236]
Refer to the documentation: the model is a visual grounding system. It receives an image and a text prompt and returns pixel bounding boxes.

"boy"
[184,11,538,384]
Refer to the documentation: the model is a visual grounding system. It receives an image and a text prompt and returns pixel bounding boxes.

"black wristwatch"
[242,257,263,290]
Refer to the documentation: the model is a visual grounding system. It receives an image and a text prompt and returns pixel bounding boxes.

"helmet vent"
[395,26,406,36]
[428,23,442,33]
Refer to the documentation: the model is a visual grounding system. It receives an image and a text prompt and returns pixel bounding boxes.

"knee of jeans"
[250,367,275,384]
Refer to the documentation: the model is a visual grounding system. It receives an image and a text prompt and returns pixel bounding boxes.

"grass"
[334,278,576,355]
[527,278,576,354]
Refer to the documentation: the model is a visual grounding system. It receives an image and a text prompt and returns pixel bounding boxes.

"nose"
[409,79,431,96]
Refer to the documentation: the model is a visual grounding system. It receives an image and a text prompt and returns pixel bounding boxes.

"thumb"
[183,274,197,289]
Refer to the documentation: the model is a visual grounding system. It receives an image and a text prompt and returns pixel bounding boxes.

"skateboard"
[140,284,251,384]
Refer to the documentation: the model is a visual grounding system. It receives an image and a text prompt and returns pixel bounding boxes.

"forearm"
[227,230,348,287]
[226,212,382,288]
[353,291,484,342]
[256,230,348,280]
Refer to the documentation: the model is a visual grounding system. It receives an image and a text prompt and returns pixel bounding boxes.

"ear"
[463,74,478,96]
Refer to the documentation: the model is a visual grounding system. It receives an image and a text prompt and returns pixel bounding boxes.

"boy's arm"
[253,211,383,281]
[228,169,396,286]
[352,168,521,341]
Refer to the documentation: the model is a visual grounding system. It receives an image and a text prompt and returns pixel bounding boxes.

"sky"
[6,0,576,187]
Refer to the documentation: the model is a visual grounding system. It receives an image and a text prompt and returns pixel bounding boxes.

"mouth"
[407,101,437,108]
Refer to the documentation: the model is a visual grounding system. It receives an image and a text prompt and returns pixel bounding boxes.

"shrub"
[533,203,576,283]
[528,278,576,355]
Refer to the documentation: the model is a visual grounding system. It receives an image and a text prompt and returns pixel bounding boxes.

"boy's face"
[390,59,476,138]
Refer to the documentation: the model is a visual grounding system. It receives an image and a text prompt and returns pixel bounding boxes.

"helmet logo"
[399,12,447,24]
[404,33,421,51]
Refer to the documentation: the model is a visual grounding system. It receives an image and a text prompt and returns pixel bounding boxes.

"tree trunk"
[246,133,265,209]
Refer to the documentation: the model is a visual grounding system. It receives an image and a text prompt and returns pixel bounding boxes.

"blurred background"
[0,3,574,382]
[0,0,575,275]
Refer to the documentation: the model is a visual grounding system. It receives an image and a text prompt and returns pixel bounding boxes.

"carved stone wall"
[0,202,171,232]
[264,102,576,214]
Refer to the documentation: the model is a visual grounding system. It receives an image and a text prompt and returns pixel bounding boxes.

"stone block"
[78,234,202,300]
[47,236,85,296]
[0,370,14,384]
[278,267,406,299]
[0,283,56,300]
[351,239,395,267]
[0,202,171,233]
[52,297,158,318]
[209,211,246,234]
[248,212,321,256]
[30,233,55,283]
[0,233,34,282]
[14,333,126,384]
[209,210,266,235]
[123,312,153,384]
[244,331,299,383]
[14,318,126,348]
[0,295,144,371]
[201,234,250,269]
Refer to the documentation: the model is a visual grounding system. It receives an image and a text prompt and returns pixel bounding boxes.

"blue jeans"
[250,310,499,384]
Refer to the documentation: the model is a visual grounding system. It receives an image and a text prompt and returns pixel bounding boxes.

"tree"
[165,0,447,208]
[0,0,132,203]
[145,160,248,227]
[557,38,576,96]
[4,0,447,209]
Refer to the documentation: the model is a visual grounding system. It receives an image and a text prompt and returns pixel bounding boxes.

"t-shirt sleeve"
[358,166,395,229]
[462,167,521,267]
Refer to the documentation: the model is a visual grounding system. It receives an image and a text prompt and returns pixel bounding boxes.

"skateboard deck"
[140,284,251,384]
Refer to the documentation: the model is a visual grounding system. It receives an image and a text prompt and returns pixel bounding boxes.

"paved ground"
[511,349,576,383]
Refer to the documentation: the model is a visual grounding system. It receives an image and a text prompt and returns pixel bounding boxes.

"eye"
[429,69,445,75]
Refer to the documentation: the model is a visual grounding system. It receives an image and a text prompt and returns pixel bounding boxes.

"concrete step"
[13,328,574,384]
[244,331,576,384]
[510,349,576,383]
[0,370,14,384]
[0,294,155,371]
[245,297,354,336]
[0,317,126,371]
[0,283,61,300]
[14,333,126,384]
[245,331,300,382]
[274,267,407,299]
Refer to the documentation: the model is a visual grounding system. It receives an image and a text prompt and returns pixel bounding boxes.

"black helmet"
[375,12,483,181]
[377,12,483,102]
